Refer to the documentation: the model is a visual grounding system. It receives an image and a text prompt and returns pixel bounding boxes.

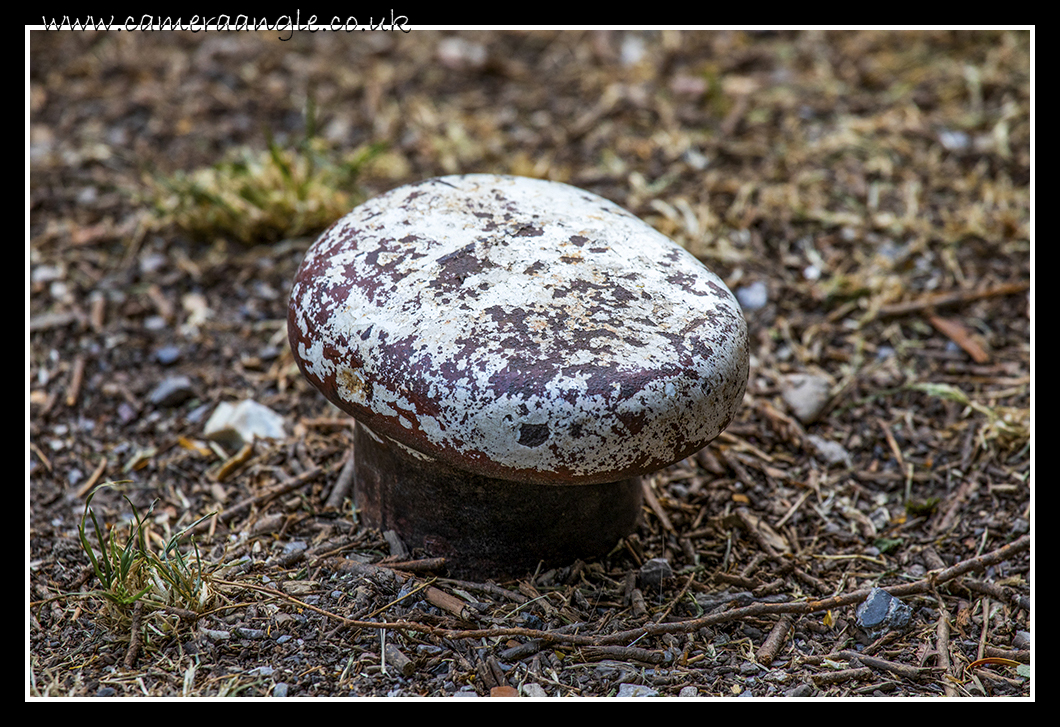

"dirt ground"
[28,29,1031,698]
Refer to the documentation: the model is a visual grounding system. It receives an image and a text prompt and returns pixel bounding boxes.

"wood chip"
[426,586,474,621]
[927,314,990,363]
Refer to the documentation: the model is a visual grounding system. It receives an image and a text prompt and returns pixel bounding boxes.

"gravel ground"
[29,28,1031,698]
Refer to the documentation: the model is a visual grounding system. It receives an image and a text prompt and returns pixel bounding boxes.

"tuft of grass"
[905,382,1029,456]
[146,100,385,244]
[78,483,216,639]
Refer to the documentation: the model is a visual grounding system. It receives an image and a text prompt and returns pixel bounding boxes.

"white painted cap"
[288,175,748,484]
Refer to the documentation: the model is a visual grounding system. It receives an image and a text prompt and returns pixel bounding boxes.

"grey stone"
[807,434,852,468]
[782,373,832,424]
[521,683,548,698]
[616,683,658,697]
[638,558,673,590]
[856,587,913,638]
[148,375,195,407]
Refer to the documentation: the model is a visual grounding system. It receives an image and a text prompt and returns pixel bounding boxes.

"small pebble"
[139,252,167,275]
[282,540,308,556]
[203,399,287,449]
[938,129,970,151]
[148,375,195,407]
[384,530,409,559]
[143,315,168,331]
[736,280,769,311]
[32,264,63,284]
[638,558,673,590]
[869,506,890,530]
[781,373,831,424]
[807,435,852,469]
[521,683,548,698]
[856,587,912,638]
[117,401,137,423]
[620,34,647,66]
[201,628,231,641]
[616,683,658,697]
[671,75,709,100]
[154,345,182,366]
[436,37,487,70]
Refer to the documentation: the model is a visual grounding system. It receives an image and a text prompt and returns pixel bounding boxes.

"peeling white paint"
[288,175,749,484]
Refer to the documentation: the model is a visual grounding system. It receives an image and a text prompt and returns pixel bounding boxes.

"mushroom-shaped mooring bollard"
[288,174,748,578]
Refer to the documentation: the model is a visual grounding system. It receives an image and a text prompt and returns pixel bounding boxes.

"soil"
[29,29,1031,698]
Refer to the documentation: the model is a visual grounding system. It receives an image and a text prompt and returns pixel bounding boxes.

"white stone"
[204,399,287,449]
